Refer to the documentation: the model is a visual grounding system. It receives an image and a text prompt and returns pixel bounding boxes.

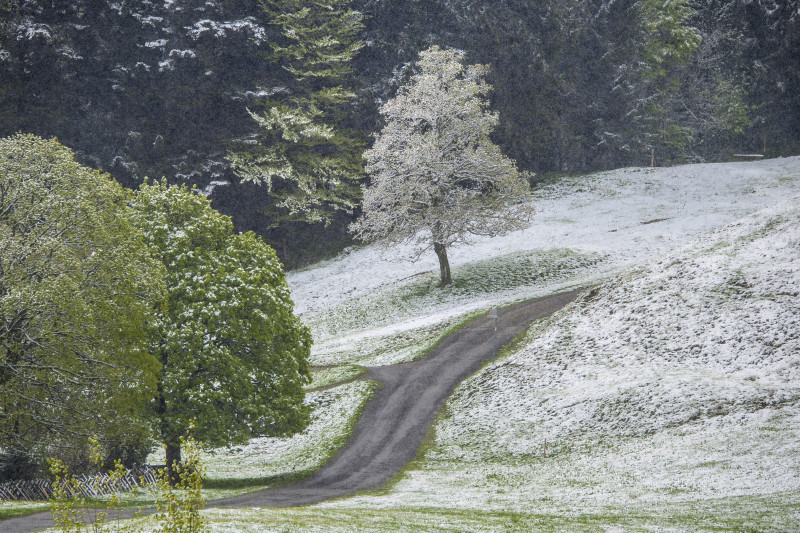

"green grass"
[190,493,800,532]
[308,248,605,367]
[0,501,50,519]
[307,364,367,390]
[14,494,795,532]
[311,248,604,337]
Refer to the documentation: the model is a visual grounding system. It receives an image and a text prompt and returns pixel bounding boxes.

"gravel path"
[0,289,580,531]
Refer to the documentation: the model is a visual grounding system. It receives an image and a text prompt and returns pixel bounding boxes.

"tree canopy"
[0,134,165,468]
[129,180,311,471]
[351,47,533,287]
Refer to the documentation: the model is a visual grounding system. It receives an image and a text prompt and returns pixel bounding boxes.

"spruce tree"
[628,0,702,162]
[227,0,366,226]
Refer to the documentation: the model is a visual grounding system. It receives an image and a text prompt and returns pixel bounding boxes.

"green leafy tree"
[227,0,366,226]
[0,134,165,466]
[129,180,311,475]
[350,47,534,287]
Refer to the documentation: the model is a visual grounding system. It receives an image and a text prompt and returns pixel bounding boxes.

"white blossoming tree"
[130,180,311,478]
[351,46,534,287]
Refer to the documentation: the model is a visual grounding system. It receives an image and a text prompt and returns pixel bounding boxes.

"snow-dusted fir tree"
[625,0,702,160]
[227,0,365,226]
[351,46,533,287]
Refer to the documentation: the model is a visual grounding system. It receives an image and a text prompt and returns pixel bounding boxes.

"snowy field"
[203,157,800,531]
[289,157,800,369]
[31,157,799,531]
[319,199,800,530]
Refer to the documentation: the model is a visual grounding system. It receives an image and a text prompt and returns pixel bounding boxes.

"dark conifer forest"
[1,0,798,266]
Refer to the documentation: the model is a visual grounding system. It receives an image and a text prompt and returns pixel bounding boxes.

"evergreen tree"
[627,0,702,162]
[741,0,800,155]
[227,0,366,226]
[682,0,753,156]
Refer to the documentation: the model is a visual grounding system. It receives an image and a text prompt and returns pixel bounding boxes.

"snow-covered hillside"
[288,157,800,368]
[200,157,800,531]
[326,201,799,521]
[277,157,800,529]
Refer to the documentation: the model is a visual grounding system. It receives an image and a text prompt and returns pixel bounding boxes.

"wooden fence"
[0,467,160,501]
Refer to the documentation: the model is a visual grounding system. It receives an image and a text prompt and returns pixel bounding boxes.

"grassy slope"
[6,159,800,531]
[197,164,799,530]
[315,203,800,531]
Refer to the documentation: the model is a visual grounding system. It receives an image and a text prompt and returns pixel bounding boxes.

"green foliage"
[640,0,702,76]
[709,78,752,137]
[49,435,146,533]
[227,0,366,226]
[129,180,311,462]
[0,134,165,464]
[629,0,703,158]
[48,433,208,533]
[48,459,88,533]
[151,433,208,533]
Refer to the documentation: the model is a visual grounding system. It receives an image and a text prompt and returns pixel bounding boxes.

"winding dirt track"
[0,289,580,531]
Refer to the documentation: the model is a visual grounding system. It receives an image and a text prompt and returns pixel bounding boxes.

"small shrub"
[150,434,208,533]
[48,433,208,533]
[0,448,40,482]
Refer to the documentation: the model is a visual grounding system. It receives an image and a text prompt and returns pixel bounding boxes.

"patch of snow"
[135,15,164,27]
[169,48,197,59]
[186,18,267,44]
[56,45,83,60]
[200,180,230,197]
[16,20,52,42]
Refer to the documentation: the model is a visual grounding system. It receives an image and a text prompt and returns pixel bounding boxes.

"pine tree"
[628,0,702,162]
[227,0,366,226]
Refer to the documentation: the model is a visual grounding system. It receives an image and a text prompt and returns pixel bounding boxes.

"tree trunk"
[165,441,182,486]
[156,377,181,486]
[433,242,452,287]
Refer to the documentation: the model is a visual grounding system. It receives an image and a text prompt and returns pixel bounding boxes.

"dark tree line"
[1,0,798,265]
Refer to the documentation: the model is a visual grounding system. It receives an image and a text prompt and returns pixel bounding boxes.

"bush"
[0,448,39,482]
